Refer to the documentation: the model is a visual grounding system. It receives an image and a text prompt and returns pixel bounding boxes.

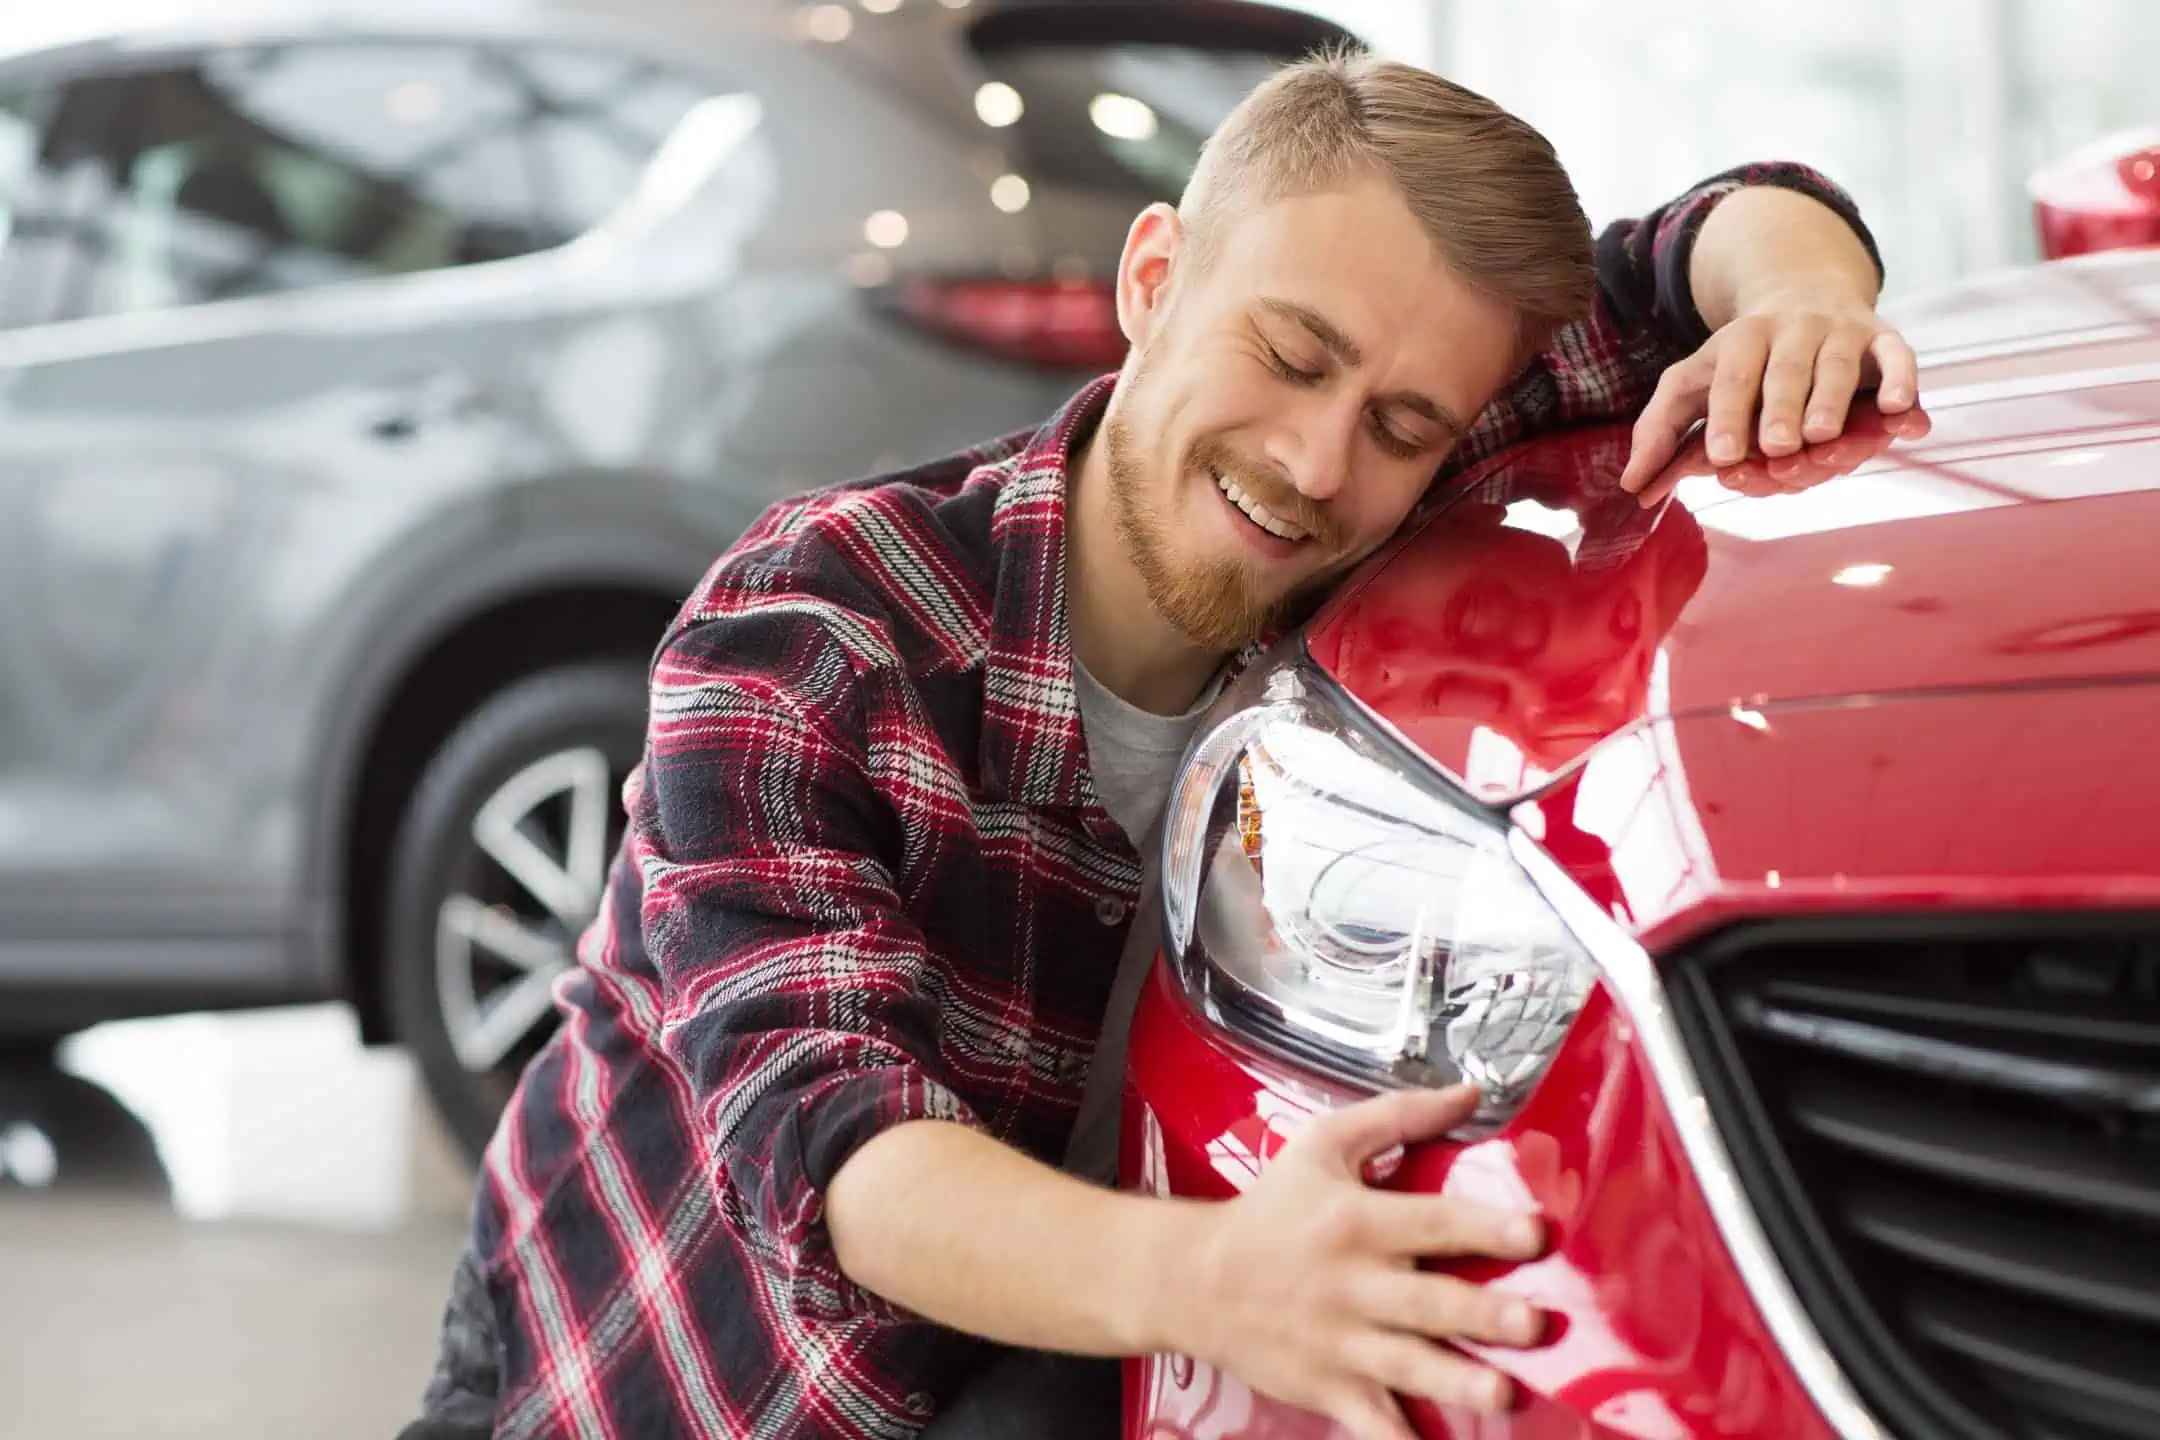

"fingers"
[1298,1085,1481,1171]
[1871,329,1920,410]
[1704,323,1771,466]
[1357,1268,1546,1348]
[1357,1188,1545,1263]
[1324,1381,1420,1440]
[1801,331,1869,445]
[1341,1332,1515,1416]
[1619,359,1708,494]
[1754,315,1830,456]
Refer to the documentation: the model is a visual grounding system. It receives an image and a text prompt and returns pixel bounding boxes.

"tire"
[386,662,647,1161]
[0,1062,169,1196]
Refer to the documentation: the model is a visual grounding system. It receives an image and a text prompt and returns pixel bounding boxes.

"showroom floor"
[0,1006,476,1440]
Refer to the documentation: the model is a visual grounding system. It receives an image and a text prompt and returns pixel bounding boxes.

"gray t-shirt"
[1071,655,1213,845]
[1062,657,1217,1181]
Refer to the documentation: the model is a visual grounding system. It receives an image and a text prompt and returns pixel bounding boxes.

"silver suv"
[0,0,1349,1156]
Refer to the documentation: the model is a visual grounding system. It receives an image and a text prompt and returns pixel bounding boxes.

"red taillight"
[888,277,1127,371]
[2030,130,2160,260]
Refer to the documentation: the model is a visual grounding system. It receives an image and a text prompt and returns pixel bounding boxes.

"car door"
[0,39,561,988]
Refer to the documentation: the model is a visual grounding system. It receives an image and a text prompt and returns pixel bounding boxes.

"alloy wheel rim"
[435,746,614,1074]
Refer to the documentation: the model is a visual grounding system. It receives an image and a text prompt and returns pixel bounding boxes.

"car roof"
[0,0,1353,73]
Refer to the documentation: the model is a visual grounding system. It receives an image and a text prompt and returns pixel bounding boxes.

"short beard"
[1102,388,1324,653]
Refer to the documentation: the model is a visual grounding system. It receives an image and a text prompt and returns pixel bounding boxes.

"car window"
[514,45,714,240]
[54,42,552,319]
[0,78,128,328]
[0,41,724,326]
[974,41,1286,199]
[963,0,1359,203]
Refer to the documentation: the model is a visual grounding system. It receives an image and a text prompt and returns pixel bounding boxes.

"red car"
[1117,204,2160,1435]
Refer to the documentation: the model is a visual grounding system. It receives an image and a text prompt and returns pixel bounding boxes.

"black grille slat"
[1787,1073,2160,1223]
[1843,1181,2160,1326]
[1758,977,2160,1052]
[1744,999,2160,1112]
[1673,919,2160,1440]
[1906,1283,2160,1436]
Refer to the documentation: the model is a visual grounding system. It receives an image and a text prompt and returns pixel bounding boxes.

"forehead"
[1194,178,1525,400]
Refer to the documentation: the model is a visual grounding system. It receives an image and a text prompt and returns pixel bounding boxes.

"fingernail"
[1806,411,1835,435]
[1883,385,1910,406]
[1766,422,1795,448]
[1506,1216,1543,1253]
[1480,1370,1513,1412]
[1709,437,1740,464]
[1504,1301,1543,1344]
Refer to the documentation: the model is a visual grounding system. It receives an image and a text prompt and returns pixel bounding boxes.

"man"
[410,51,1915,1440]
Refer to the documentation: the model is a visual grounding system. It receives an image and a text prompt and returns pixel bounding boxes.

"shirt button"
[1094,897,1129,926]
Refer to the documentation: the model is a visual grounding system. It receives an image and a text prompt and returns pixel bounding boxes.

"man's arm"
[829,1088,1547,1440]
[1623,181,1919,488]
[646,592,1546,1440]
[1439,164,1915,499]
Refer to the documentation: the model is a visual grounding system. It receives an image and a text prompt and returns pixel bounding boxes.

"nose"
[1262,388,1362,504]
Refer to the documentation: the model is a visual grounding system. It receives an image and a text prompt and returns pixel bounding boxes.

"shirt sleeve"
[631,587,983,1324]
[1439,161,1886,483]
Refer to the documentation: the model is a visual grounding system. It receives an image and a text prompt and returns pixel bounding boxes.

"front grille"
[1669,919,2160,1440]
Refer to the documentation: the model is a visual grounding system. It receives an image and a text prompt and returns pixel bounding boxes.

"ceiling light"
[1831,563,1894,587]
[990,173,1031,213]
[974,81,1024,128]
[863,209,910,248]
[801,5,853,42]
[1089,92,1158,141]
[1729,702,1770,733]
[861,0,903,12]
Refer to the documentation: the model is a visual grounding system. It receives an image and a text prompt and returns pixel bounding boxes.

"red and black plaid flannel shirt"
[457,163,1877,1439]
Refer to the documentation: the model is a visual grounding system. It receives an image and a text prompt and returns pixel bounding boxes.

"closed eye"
[1370,414,1424,459]
[1263,346,1323,385]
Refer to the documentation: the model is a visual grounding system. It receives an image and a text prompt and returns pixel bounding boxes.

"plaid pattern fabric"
[444,163,1872,1440]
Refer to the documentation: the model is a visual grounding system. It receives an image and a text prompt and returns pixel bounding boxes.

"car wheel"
[386,662,646,1161]
[0,1061,169,1196]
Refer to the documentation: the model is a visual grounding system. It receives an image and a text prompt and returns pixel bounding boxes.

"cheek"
[1341,468,1433,549]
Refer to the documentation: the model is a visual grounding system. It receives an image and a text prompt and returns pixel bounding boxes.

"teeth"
[1213,469,1310,542]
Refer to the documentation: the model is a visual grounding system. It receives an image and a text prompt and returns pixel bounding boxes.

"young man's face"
[1104,175,1529,651]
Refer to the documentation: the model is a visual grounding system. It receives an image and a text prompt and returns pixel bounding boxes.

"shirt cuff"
[1651,162,1888,351]
[723,1060,984,1324]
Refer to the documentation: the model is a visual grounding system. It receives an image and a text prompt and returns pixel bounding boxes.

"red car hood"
[1308,376,2160,809]
[1306,280,2160,932]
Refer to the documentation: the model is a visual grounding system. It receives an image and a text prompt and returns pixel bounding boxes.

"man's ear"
[1116,203,1185,350]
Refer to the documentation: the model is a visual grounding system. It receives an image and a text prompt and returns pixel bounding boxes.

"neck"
[1066,384,1228,716]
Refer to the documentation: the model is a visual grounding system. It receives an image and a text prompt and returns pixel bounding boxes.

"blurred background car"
[0,0,1351,1159]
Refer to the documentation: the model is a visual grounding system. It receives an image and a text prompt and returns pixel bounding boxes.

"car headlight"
[1162,647,1595,1126]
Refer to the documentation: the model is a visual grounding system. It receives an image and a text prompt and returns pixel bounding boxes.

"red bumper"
[1119,961,1834,1440]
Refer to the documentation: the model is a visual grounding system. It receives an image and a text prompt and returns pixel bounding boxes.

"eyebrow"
[1255,296,1468,440]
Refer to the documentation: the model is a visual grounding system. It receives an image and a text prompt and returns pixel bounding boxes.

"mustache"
[1190,437,1342,547]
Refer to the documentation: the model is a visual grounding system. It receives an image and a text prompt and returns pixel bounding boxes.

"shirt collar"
[977,375,1115,810]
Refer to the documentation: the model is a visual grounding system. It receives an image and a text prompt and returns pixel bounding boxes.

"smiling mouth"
[1212,467,1312,542]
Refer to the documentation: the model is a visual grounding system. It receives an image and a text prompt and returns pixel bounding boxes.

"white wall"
[1293,0,2160,298]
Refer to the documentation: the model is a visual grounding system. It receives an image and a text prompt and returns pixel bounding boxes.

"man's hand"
[1170,1084,1547,1440]
[1619,183,1919,499]
[1619,298,1918,497]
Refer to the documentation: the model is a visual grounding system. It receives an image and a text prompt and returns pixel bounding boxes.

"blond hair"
[1181,48,1594,355]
